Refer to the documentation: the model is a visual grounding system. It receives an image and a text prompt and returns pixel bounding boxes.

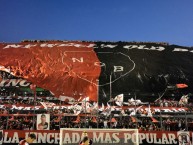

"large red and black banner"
[1,130,193,145]
[0,41,193,102]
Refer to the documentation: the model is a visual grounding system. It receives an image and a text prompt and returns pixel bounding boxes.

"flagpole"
[110,74,112,128]
[159,93,163,131]
[185,110,188,131]
[96,79,99,128]
[154,87,167,102]
[32,87,36,130]
[84,95,87,128]
[59,97,62,128]
[134,92,138,129]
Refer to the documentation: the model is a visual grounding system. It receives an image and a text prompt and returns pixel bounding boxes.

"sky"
[0,0,193,46]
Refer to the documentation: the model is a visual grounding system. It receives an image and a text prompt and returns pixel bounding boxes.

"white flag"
[81,97,90,103]
[92,102,98,110]
[147,104,152,117]
[179,95,189,105]
[59,95,75,104]
[101,103,111,116]
[114,94,124,106]
[69,104,82,115]
[40,102,56,109]
[99,103,104,111]
[79,97,91,113]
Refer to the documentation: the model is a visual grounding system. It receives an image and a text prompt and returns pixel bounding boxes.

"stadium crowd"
[0,95,193,131]
[1,71,193,131]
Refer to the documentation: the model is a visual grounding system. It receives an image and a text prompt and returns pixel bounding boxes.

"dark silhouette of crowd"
[1,95,193,131]
[1,69,193,131]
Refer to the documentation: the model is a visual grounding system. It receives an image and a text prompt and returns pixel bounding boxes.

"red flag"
[130,116,137,123]
[92,117,97,123]
[150,117,159,123]
[176,84,188,88]
[110,117,117,123]
[73,115,80,123]
[0,41,100,102]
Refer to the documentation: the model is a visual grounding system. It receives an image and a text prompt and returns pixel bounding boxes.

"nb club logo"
[177,131,190,145]
[96,52,135,86]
